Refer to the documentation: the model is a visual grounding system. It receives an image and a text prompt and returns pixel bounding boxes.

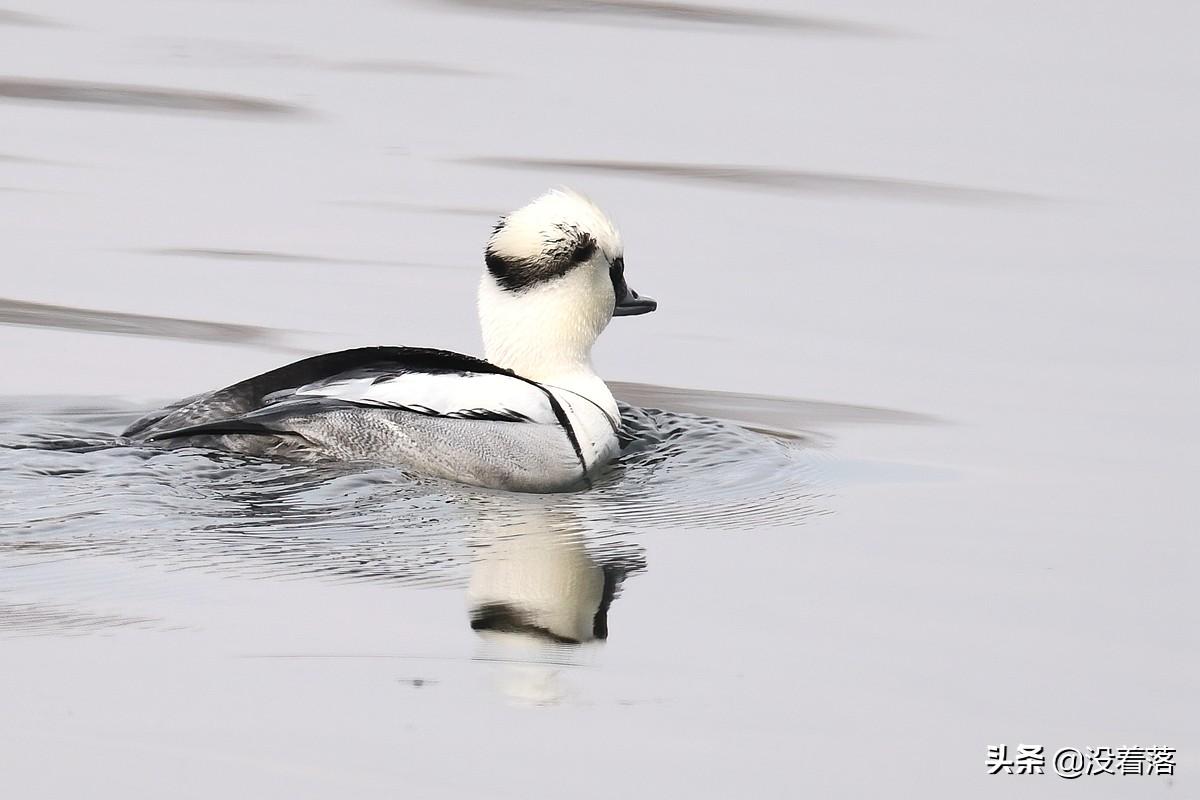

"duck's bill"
[614,286,658,316]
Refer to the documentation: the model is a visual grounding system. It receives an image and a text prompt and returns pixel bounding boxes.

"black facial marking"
[485,220,598,292]
[609,254,629,301]
[484,249,518,285]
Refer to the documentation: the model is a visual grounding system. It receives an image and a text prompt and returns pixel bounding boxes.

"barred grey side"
[138,406,588,493]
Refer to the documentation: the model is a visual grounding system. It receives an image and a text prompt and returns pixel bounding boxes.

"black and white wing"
[123,346,568,440]
[281,366,560,424]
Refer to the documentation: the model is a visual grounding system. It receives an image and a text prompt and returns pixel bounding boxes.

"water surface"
[1,1,1196,797]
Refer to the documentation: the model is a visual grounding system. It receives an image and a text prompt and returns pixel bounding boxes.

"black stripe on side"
[544,385,619,436]
[535,386,588,479]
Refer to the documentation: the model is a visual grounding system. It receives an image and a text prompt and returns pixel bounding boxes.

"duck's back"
[123,347,604,492]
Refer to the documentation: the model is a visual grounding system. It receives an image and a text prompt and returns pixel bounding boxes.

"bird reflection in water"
[465,503,643,704]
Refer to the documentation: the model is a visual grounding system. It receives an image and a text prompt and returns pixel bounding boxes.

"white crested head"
[478,188,655,401]
[487,188,623,278]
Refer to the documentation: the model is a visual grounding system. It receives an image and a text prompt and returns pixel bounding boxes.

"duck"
[121,188,657,492]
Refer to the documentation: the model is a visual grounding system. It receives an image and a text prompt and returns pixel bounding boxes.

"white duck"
[123,188,657,492]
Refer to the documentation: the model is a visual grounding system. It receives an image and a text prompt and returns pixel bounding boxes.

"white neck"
[478,269,618,420]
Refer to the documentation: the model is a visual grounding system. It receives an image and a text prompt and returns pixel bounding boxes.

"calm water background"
[1,1,1197,797]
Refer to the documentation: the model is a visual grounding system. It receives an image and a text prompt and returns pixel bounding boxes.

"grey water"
[1,1,1197,798]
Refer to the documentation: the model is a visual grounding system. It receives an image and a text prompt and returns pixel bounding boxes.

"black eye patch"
[485,223,598,292]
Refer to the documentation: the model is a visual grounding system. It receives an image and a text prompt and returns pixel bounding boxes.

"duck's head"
[478,188,656,381]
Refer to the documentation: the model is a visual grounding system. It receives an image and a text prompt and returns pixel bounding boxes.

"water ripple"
[143,247,460,270]
[0,296,298,350]
[0,152,68,165]
[330,59,484,77]
[427,0,892,36]
[0,398,824,591]
[612,380,937,434]
[0,9,62,28]
[0,77,303,117]
[0,596,158,636]
[461,157,1039,205]
[145,36,487,79]
[335,201,506,219]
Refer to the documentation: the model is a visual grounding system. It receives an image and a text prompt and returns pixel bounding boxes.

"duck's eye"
[571,238,597,264]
